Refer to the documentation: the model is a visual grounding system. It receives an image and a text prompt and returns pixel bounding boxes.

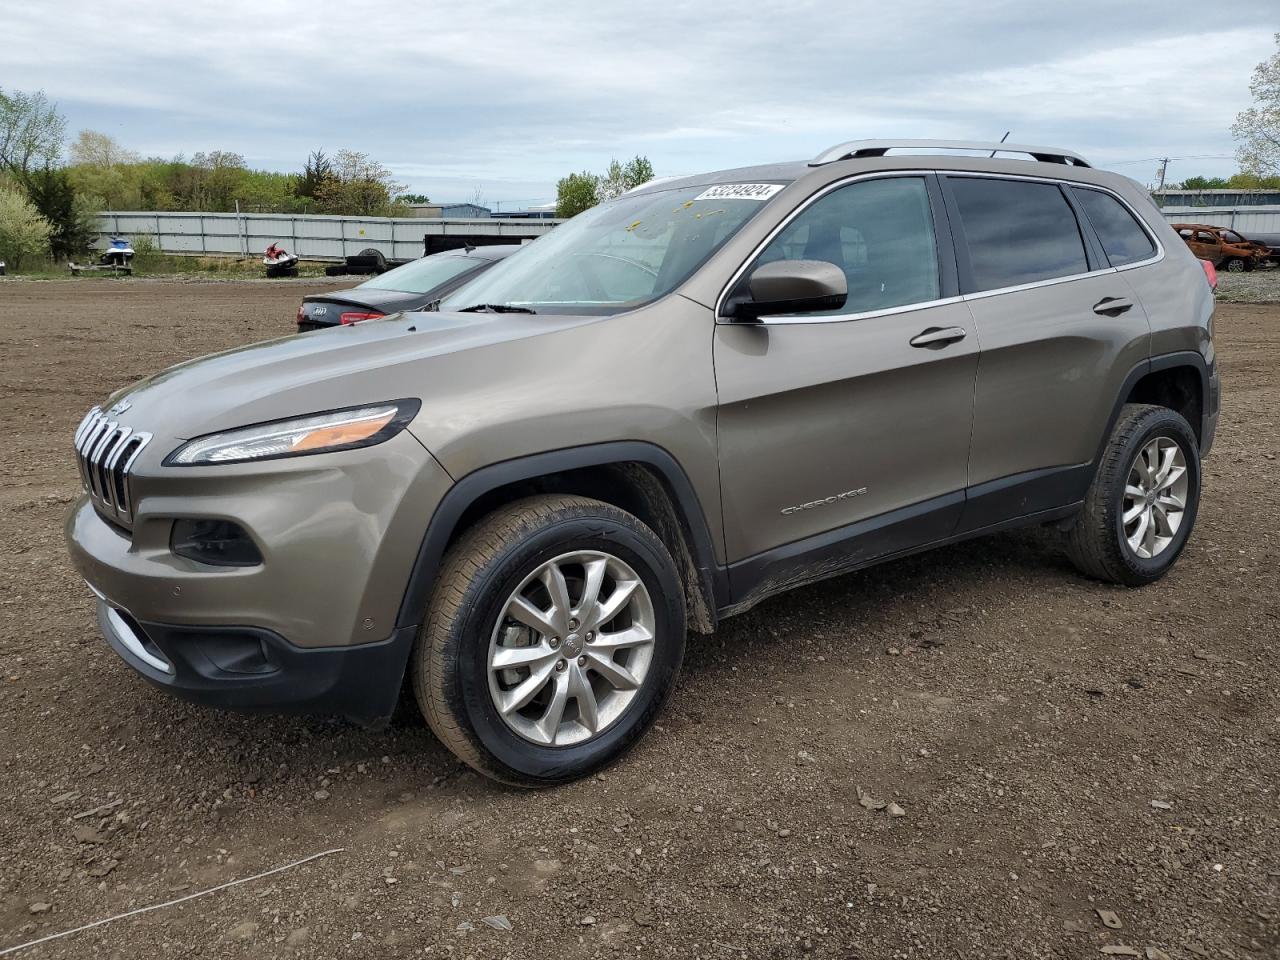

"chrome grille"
[74,407,152,525]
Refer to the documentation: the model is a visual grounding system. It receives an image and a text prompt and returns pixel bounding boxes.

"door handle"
[1093,296,1133,316]
[909,326,967,348]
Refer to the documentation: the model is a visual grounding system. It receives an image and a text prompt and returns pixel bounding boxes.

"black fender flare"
[1094,351,1211,469]
[394,441,728,631]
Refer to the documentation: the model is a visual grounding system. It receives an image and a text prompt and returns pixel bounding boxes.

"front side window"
[948,177,1088,291]
[745,176,940,316]
[438,183,785,315]
[1072,188,1156,267]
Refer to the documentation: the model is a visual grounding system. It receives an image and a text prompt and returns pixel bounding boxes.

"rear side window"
[948,177,1088,291]
[1072,188,1156,266]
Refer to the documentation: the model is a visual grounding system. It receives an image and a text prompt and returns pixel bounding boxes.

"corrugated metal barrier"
[95,211,560,261]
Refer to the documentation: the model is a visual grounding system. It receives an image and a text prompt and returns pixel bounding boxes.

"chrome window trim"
[714,169,1164,326]
[756,295,966,326]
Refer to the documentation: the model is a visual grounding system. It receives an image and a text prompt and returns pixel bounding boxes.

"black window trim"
[713,171,961,325]
[938,171,1165,300]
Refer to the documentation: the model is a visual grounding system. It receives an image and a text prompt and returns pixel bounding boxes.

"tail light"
[340,311,384,325]
[1198,259,1218,293]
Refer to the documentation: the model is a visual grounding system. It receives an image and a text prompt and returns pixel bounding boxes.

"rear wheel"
[412,495,686,786]
[1064,404,1201,586]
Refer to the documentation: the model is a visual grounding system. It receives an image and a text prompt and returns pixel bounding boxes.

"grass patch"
[1,251,333,281]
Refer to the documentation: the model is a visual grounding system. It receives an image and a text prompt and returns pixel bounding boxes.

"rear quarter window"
[1072,188,1156,266]
[948,177,1088,292]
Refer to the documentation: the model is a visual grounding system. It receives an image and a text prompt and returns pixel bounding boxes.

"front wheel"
[1224,257,1247,273]
[1064,404,1201,586]
[412,495,686,786]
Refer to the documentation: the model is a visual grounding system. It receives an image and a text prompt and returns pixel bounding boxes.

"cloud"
[2,1,1271,203]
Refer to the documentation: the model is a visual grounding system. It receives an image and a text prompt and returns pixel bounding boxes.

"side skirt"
[719,487,1083,620]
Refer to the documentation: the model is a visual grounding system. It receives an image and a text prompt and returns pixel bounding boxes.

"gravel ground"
[1,280,1277,959]
[1215,266,1280,303]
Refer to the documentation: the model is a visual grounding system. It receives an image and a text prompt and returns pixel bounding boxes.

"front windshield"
[358,253,484,294]
[439,182,787,315]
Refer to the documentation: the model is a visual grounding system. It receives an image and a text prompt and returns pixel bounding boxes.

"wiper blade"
[455,303,537,314]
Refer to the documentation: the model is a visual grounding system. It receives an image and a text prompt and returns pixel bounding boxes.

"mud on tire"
[1064,403,1201,586]
[411,495,686,787]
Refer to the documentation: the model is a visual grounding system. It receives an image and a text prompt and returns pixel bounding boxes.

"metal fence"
[94,211,561,261]
[1157,206,1280,235]
[96,205,1278,263]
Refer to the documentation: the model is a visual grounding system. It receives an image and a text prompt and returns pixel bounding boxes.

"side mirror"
[726,259,848,320]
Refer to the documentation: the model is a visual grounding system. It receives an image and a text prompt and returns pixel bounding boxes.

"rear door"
[714,174,978,570]
[941,175,1152,530]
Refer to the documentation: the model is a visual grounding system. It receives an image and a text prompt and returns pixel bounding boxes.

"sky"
[2,1,1274,209]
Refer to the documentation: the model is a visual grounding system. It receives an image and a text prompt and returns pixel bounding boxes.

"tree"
[556,171,599,218]
[597,155,655,201]
[1233,32,1280,175]
[314,150,405,216]
[396,193,431,204]
[69,130,140,168]
[558,156,654,215]
[297,149,333,200]
[24,166,90,257]
[1176,176,1230,191]
[0,88,65,184]
[0,181,53,267]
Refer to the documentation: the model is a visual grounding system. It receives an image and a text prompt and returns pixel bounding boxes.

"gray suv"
[66,139,1219,786]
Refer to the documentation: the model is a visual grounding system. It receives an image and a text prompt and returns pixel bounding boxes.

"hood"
[101,311,599,454]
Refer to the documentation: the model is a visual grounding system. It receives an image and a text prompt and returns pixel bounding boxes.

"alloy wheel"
[487,551,656,746]
[1122,436,1189,559]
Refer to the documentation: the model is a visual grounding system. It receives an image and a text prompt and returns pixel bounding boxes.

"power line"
[1108,155,1234,166]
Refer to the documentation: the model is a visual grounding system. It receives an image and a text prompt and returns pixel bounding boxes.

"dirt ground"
[0,279,1276,959]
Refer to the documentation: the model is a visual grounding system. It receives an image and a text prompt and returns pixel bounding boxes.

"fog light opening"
[171,519,263,567]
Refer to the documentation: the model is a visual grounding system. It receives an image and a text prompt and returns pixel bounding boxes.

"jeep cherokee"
[66,139,1220,786]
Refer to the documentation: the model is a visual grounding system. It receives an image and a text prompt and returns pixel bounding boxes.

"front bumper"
[94,596,415,726]
[65,430,455,724]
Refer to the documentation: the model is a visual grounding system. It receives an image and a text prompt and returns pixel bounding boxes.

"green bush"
[0,182,53,268]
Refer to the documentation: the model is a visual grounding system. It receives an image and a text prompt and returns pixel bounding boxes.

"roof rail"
[810,139,1091,168]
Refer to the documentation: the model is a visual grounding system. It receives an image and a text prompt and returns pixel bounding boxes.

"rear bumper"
[1202,367,1220,457]
[95,596,414,727]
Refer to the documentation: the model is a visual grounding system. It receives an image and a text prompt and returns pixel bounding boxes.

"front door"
[714,174,978,583]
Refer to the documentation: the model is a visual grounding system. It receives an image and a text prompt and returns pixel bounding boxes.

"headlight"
[164,400,420,466]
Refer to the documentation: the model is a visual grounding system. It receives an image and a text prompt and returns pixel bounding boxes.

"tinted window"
[359,253,484,294]
[750,177,939,315]
[1073,188,1156,266]
[949,177,1088,291]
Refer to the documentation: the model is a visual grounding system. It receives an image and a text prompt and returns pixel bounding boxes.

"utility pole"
[1156,158,1170,191]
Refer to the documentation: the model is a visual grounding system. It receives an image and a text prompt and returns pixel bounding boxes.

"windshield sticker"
[693,183,784,202]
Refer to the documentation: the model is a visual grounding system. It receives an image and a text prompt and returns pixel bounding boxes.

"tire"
[412,495,686,787]
[1224,257,1247,273]
[1064,404,1201,586]
[323,264,346,277]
